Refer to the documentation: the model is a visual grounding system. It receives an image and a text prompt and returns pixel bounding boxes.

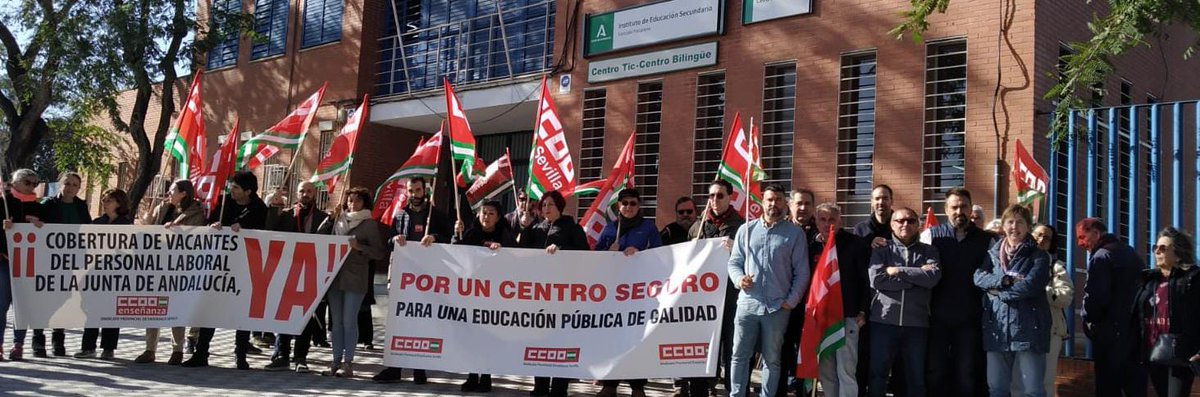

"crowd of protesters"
[2,167,1199,397]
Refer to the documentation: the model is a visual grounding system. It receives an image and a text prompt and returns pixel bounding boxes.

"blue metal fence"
[1049,100,1200,359]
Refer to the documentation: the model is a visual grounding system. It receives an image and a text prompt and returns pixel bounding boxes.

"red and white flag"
[466,153,515,210]
[526,77,576,200]
[164,73,206,179]
[239,83,327,170]
[579,132,636,248]
[311,95,368,193]
[716,113,764,220]
[194,119,241,217]
[797,226,845,378]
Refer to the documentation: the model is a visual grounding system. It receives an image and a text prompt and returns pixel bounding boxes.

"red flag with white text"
[526,78,577,200]
[579,133,636,248]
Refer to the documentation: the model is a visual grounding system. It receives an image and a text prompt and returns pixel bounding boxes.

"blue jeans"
[986,351,1046,397]
[729,304,791,397]
[868,323,928,397]
[327,289,364,363]
[1,258,27,347]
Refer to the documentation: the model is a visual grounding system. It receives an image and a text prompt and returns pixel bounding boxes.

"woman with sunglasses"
[592,188,662,397]
[973,204,1052,396]
[1,168,45,361]
[1133,227,1200,397]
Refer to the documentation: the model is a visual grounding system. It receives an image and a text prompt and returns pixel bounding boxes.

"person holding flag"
[921,188,993,397]
[726,184,809,397]
[686,179,744,397]
[800,203,870,397]
[183,171,268,370]
[1,168,44,362]
[592,188,661,397]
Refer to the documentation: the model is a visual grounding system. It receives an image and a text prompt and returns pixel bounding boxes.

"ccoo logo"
[658,343,708,361]
[116,296,170,316]
[391,337,443,354]
[524,347,580,363]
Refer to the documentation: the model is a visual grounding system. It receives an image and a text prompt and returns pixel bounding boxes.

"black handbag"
[1149,333,1190,366]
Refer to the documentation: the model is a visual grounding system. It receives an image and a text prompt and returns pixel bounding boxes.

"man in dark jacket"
[505,189,540,238]
[35,171,92,357]
[1078,217,1147,397]
[183,171,267,370]
[853,185,894,249]
[374,176,448,384]
[660,196,697,246]
[867,208,941,397]
[688,179,745,397]
[920,188,990,396]
[264,181,331,372]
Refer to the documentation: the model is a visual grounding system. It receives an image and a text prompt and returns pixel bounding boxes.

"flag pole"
[424,173,438,240]
[525,77,547,201]
[745,117,754,220]
[506,148,521,211]
[450,156,464,240]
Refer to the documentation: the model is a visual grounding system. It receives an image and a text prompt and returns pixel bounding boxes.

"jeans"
[1147,363,1196,397]
[987,351,1046,397]
[818,318,861,397]
[867,323,928,397]
[776,307,805,397]
[729,305,791,397]
[1,258,25,346]
[328,288,365,362]
[927,321,984,397]
[1013,336,1062,397]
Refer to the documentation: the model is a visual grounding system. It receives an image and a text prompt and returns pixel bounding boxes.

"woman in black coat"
[1134,227,1200,397]
[518,190,586,397]
[453,200,517,393]
[37,172,92,357]
[76,189,133,359]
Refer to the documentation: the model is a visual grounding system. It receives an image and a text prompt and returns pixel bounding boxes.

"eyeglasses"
[677,209,695,215]
[708,193,726,199]
[1154,244,1173,253]
[620,200,639,207]
[892,218,919,225]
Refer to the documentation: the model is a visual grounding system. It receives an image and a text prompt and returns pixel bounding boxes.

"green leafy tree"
[891,0,1200,145]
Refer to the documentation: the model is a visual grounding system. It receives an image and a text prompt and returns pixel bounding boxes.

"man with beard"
[920,188,991,396]
[688,179,744,397]
[184,171,268,370]
[790,188,818,242]
[661,196,697,246]
[727,184,809,397]
[853,185,894,248]
[264,181,331,372]
[373,176,448,384]
[506,189,540,236]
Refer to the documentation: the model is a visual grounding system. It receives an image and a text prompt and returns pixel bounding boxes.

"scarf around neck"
[617,215,644,238]
[335,210,372,236]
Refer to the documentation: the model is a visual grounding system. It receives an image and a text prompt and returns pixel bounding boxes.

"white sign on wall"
[587,42,719,83]
[584,0,724,57]
[742,0,812,24]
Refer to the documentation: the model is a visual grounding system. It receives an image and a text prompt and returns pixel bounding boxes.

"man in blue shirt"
[727,184,810,397]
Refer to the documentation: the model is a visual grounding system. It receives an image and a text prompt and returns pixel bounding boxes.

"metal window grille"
[922,39,967,219]
[375,0,555,97]
[693,72,725,204]
[761,63,796,186]
[635,81,663,221]
[1117,80,1133,236]
[262,164,288,193]
[316,130,335,210]
[251,0,288,59]
[577,88,606,219]
[836,51,877,228]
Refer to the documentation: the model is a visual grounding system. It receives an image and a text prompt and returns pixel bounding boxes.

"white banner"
[384,239,730,379]
[6,224,350,334]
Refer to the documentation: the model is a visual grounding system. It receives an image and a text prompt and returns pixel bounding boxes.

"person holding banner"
[687,179,743,397]
[34,171,91,358]
[317,187,386,378]
[75,188,132,360]
[726,184,810,397]
[592,188,662,397]
[264,181,331,373]
[137,179,207,365]
[184,171,268,370]
[2,168,44,362]
[519,190,587,397]
[374,176,447,384]
[659,196,697,246]
[452,200,516,392]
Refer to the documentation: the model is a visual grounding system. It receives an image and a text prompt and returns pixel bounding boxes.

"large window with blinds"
[922,39,967,218]
[635,81,663,220]
[576,89,606,219]
[206,0,243,70]
[375,0,555,96]
[761,63,796,186]
[693,72,726,204]
[251,0,288,59]
[302,0,343,48]
[836,51,877,227]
